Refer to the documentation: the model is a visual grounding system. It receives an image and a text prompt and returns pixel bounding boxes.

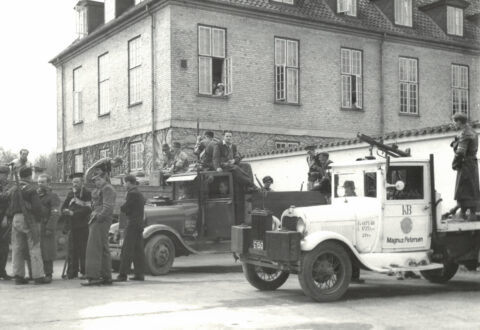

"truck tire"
[421,261,458,284]
[242,263,289,291]
[144,234,175,276]
[298,241,352,302]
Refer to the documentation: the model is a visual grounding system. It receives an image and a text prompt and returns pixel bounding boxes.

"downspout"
[379,33,386,136]
[60,62,67,181]
[147,4,157,171]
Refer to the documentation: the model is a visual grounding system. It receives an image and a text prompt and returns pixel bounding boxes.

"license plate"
[253,240,264,250]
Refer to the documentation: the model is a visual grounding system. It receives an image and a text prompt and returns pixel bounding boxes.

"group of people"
[0,156,147,286]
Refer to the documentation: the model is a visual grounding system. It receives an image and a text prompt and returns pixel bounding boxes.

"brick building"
[50,0,480,179]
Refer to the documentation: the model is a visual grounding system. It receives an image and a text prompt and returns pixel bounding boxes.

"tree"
[35,152,58,181]
[0,147,15,165]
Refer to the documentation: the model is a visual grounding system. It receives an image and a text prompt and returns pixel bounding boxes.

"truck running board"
[379,263,444,275]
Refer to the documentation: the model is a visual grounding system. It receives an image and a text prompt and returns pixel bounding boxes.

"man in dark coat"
[213,131,255,189]
[0,166,12,280]
[8,167,50,284]
[451,112,480,221]
[37,174,61,281]
[115,175,146,282]
[62,172,92,279]
[194,131,218,170]
[81,169,116,286]
[305,145,320,191]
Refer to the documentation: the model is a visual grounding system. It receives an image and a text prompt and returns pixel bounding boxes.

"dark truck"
[108,170,326,275]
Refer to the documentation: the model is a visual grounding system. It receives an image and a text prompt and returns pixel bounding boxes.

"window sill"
[274,101,301,107]
[98,112,110,118]
[73,120,84,126]
[341,107,364,112]
[337,12,357,18]
[197,94,230,100]
[269,0,295,6]
[393,23,413,29]
[129,102,143,108]
[399,112,420,117]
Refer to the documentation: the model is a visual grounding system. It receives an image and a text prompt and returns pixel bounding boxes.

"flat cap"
[342,180,355,189]
[262,176,273,184]
[452,112,468,123]
[0,166,10,174]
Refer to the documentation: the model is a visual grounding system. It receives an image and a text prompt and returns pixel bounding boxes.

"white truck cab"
[233,137,480,302]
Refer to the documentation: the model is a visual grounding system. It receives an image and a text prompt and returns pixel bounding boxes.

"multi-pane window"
[198,25,232,96]
[275,141,300,149]
[98,53,110,116]
[272,0,294,4]
[73,67,82,124]
[128,36,142,105]
[447,6,463,36]
[275,38,299,104]
[399,57,418,114]
[129,142,144,171]
[341,48,362,109]
[104,0,115,23]
[76,6,87,38]
[338,0,356,17]
[394,0,412,27]
[74,154,83,173]
[100,148,110,159]
[452,64,468,115]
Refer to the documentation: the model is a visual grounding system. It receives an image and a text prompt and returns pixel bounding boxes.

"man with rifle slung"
[0,166,12,280]
[8,167,50,285]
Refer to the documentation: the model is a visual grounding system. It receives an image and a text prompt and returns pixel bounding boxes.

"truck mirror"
[386,180,405,191]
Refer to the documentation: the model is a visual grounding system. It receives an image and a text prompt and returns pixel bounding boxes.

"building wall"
[247,128,480,210]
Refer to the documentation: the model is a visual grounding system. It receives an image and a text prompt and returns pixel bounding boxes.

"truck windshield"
[334,172,377,198]
[174,180,199,201]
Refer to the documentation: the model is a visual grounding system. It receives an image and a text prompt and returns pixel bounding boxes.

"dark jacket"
[213,142,240,170]
[0,186,9,222]
[120,186,145,226]
[8,180,43,222]
[38,188,61,260]
[61,188,92,229]
[92,183,116,223]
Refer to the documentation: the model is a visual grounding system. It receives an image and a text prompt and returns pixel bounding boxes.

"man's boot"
[34,277,52,285]
[15,276,29,285]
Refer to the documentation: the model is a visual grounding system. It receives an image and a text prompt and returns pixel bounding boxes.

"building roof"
[50,0,480,64]
[244,121,480,158]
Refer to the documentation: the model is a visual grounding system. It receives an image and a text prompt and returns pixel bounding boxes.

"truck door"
[382,165,431,252]
[203,174,235,239]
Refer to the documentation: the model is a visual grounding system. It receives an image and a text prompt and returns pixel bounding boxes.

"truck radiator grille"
[282,216,298,231]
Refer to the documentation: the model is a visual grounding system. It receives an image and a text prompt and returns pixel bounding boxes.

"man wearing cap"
[343,181,357,197]
[262,176,274,192]
[171,142,189,173]
[0,166,12,280]
[62,172,92,279]
[115,175,146,282]
[451,112,479,221]
[82,169,116,286]
[37,174,61,281]
[8,167,50,284]
[305,145,320,191]
[194,131,217,170]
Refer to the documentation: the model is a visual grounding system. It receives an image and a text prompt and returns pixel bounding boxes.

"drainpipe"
[60,62,67,181]
[379,33,386,137]
[147,4,157,171]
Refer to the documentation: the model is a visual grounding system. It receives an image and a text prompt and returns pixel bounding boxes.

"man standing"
[9,167,50,284]
[451,112,480,221]
[194,131,217,170]
[82,168,116,286]
[0,166,12,280]
[10,149,32,179]
[62,173,91,279]
[213,131,255,189]
[115,175,146,282]
[37,174,61,281]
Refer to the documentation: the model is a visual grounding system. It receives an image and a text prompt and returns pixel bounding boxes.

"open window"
[387,166,424,200]
[168,174,199,201]
[207,175,232,199]
[198,25,232,96]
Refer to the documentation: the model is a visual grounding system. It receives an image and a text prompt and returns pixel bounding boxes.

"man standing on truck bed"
[115,175,146,282]
[451,112,479,221]
[194,131,217,170]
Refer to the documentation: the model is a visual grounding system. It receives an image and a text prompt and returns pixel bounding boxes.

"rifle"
[254,174,264,190]
[300,181,304,191]
[357,133,410,158]
[11,166,39,244]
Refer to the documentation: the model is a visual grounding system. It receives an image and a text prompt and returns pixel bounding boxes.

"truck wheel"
[421,261,458,284]
[298,241,352,302]
[144,235,175,276]
[242,263,289,290]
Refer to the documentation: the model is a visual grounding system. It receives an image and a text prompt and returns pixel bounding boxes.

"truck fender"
[143,224,198,256]
[301,231,373,271]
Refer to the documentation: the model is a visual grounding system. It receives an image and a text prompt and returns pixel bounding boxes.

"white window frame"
[452,64,469,115]
[73,67,82,124]
[128,36,142,105]
[447,6,463,36]
[399,57,418,114]
[129,142,144,172]
[272,0,294,4]
[100,148,110,159]
[98,53,110,116]
[275,38,299,104]
[341,48,363,109]
[394,0,412,27]
[338,0,356,17]
[198,25,232,96]
[74,154,84,173]
[76,6,87,38]
[104,0,116,23]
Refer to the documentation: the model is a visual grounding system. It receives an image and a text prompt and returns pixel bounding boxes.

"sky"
[0,1,86,161]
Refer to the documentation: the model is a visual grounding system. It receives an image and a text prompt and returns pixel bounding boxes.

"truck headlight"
[296,218,307,235]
